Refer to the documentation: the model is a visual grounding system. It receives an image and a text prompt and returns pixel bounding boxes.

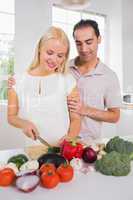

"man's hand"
[8,77,15,89]
[67,96,87,116]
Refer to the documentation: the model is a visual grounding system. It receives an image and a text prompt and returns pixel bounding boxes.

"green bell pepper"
[8,154,28,169]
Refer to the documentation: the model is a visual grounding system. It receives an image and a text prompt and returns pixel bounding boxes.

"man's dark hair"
[73,19,100,38]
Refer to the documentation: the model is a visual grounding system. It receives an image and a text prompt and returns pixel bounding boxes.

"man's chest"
[76,75,108,108]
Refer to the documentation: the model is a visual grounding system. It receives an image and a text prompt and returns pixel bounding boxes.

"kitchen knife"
[31,130,51,147]
[37,136,51,147]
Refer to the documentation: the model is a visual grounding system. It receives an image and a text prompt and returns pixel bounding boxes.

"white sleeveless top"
[14,72,76,146]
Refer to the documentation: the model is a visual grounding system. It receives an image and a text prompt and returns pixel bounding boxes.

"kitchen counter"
[0,148,133,200]
[1,171,133,200]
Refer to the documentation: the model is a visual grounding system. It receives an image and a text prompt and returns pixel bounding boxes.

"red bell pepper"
[61,139,84,161]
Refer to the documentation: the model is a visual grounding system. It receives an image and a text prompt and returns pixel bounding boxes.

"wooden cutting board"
[24,145,48,160]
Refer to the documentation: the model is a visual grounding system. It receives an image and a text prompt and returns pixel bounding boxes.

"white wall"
[15,0,52,73]
[122,0,133,92]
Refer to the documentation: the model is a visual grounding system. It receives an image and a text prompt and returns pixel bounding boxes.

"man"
[68,19,121,141]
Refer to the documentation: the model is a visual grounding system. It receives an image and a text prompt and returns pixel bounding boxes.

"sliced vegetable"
[16,175,40,192]
[0,168,16,187]
[38,153,67,168]
[8,154,28,169]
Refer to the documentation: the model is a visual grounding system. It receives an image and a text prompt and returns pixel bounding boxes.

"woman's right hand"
[22,120,39,140]
[8,76,15,89]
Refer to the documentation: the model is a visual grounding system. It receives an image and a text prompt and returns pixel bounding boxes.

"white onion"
[20,160,39,171]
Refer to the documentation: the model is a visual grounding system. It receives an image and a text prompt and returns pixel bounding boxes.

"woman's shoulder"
[59,73,76,95]
[63,72,76,84]
[60,72,76,81]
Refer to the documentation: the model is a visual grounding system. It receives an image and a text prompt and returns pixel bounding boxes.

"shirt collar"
[69,58,105,76]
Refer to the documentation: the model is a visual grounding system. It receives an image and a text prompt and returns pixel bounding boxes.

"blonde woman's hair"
[28,26,70,74]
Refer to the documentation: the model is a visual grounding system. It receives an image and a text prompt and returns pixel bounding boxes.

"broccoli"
[105,136,133,159]
[95,151,131,176]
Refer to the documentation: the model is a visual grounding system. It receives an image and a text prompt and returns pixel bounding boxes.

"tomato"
[0,168,15,187]
[39,163,56,175]
[41,171,60,189]
[57,164,74,182]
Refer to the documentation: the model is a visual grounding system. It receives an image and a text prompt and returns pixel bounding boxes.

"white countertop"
[0,148,133,200]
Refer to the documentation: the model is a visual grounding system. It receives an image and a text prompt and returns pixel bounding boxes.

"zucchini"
[47,146,61,154]
[38,153,67,168]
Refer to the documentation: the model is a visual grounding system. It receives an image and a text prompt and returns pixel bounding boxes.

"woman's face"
[39,38,68,72]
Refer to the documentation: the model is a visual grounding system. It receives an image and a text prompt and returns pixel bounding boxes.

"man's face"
[74,26,101,62]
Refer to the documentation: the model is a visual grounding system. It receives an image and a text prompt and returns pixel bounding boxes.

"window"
[52,5,106,61]
[0,0,15,102]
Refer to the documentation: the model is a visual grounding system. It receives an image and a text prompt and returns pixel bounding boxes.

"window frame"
[0,1,14,103]
[52,4,107,62]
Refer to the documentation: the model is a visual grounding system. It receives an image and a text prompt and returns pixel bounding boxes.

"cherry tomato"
[41,171,60,189]
[0,168,15,187]
[57,164,74,182]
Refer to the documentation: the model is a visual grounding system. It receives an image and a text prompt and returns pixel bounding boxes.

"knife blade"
[37,136,51,147]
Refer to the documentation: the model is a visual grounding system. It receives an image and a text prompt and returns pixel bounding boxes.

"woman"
[8,26,81,146]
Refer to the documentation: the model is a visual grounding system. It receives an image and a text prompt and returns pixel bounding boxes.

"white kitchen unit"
[102,107,133,138]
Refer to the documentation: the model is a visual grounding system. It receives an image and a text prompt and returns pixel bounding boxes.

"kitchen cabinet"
[102,107,133,138]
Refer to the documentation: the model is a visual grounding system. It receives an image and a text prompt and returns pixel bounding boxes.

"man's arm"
[81,105,120,123]
[67,97,120,123]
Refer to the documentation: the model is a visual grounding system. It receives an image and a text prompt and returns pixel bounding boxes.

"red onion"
[82,147,97,163]
[16,169,37,177]
[16,175,40,192]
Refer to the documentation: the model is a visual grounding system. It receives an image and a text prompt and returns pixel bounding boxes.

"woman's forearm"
[67,118,81,138]
[8,115,28,129]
